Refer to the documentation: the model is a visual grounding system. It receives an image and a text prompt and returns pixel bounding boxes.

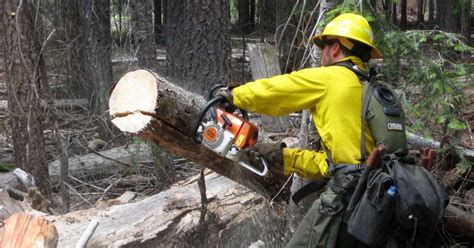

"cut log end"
[109,69,158,133]
[0,213,58,248]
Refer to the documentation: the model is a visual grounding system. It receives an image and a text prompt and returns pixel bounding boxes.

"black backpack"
[338,63,449,247]
[346,153,448,247]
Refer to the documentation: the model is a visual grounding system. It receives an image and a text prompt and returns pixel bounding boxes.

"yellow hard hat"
[313,13,383,59]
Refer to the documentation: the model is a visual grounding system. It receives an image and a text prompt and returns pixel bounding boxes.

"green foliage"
[457,157,471,174]
[0,163,14,172]
[229,0,239,24]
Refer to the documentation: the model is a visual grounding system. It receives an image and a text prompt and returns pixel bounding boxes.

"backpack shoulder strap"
[334,61,376,162]
[360,77,377,161]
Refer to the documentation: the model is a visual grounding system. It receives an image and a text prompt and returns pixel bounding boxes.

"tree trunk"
[401,0,407,29]
[55,0,84,99]
[165,0,232,96]
[417,0,424,23]
[130,0,156,68]
[460,0,471,42]
[78,0,114,139]
[153,0,164,45]
[428,0,435,22]
[249,0,256,25]
[237,0,251,33]
[392,3,397,24]
[1,0,52,198]
[259,0,276,33]
[437,0,460,32]
[109,70,289,199]
[275,0,296,72]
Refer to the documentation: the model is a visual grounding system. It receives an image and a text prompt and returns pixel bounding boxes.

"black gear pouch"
[347,169,396,247]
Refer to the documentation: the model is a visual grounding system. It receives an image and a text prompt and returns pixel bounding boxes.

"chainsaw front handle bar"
[238,156,269,176]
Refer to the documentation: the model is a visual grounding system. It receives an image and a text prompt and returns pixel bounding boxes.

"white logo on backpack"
[387,122,403,131]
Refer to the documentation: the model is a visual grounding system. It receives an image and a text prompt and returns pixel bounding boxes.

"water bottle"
[387,185,397,197]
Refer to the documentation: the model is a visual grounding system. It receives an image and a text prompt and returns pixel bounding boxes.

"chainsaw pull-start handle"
[238,156,269,176]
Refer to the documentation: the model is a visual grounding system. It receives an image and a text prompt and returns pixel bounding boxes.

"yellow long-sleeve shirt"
[232,58,375,179]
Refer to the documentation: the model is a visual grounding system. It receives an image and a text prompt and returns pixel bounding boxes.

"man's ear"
[330,42,342,57]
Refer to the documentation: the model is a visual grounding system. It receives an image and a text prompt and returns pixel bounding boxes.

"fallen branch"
[407,132,474,160]
[75,219,99,248]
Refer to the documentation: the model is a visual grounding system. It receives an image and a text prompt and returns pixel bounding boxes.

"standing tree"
[237,0,251,33]
[259,0,276,33]
[165,0,231,96]
[55,0,84,99]
[436,0,471,40]
[154,0,164,45]
[1,0,52,197]
[78,0,114,139]
[130,0,156,68]
[401,0,407,29]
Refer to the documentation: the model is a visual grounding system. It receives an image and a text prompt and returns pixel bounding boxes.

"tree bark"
[153,0,164,45]
[249,0,256,25]
[165,0,232,96]
[237,0,251,33]
[259,0,276,33]
[78,0,114,139]
[55,0,85,99]
[1,0,52,198]
[437,0,460,33]
[444,204,474,242]
[428,0,435,22]
[109,70,289,200]
[417,0,424,23]
[130,0,156,68]
[401,0,407,29]
[275,0,295,72]
[460,0,471,42]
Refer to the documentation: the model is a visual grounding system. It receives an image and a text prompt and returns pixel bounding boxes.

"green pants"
[287,168,365,248]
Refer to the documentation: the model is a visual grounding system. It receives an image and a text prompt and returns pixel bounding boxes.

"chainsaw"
[192,86,269,176]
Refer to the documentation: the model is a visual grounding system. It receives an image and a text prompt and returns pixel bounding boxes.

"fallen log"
[443,205,474,242]
[0,213,58,248]
[45,173,290,247]
[108,69,290,200]
[38,172,474,247]
[48,143,154,184]
[407,132,474,161]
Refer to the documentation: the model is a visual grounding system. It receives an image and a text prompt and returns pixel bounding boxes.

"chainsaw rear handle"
[239,156,269,176]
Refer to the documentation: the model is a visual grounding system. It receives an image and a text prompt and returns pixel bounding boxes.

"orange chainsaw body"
[203,108,258,150]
